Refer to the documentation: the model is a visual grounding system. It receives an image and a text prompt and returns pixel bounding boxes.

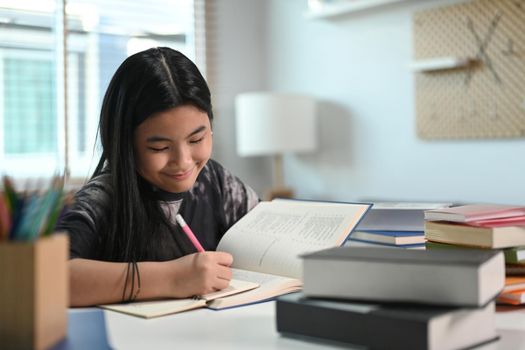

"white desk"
[102,301,330,350]
[72,301,525,350]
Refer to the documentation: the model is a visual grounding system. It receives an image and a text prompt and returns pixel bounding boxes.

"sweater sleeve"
[56,174,112,259]
[206,159,260,231]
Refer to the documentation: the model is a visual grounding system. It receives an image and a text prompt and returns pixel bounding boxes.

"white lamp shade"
[235,92,317,157]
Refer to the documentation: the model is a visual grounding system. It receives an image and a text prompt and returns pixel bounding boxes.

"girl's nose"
[169,145,192,168]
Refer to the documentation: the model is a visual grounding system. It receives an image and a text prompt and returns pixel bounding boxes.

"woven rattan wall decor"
[413,0,525,139]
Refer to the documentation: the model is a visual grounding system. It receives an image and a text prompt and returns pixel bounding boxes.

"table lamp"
[235,92,317,200]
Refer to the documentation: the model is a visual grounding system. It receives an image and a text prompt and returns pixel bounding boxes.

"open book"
[100,279,259,318]
[102,199,370,318]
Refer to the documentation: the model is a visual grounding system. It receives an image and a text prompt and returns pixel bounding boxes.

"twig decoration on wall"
[413,0,525,139]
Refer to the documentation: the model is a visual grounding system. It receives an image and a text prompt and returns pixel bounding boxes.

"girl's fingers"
[216,252,233,266]
[214,277,230,291]
[217,265,233,281]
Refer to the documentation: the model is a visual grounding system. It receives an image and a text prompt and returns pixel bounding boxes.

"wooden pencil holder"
[0,234,69,350]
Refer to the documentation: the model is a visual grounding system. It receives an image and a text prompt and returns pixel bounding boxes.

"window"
[0,0,197,179]
[3,52,57,154]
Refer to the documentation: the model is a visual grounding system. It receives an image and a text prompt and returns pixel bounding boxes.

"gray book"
[355,202,452,232]
[302,247,504,307]
[276,292,499,350]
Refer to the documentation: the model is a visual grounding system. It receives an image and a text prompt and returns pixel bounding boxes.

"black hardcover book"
[276,293,498,350]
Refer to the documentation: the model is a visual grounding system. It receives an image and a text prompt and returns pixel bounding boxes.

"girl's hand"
[165,251,233,298]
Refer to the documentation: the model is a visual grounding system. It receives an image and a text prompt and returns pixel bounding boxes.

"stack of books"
[276,246,504,349]
[424,204,525,305]
[345,202,451,249]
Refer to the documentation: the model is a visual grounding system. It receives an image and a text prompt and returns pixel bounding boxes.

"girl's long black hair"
[93,47,213,262]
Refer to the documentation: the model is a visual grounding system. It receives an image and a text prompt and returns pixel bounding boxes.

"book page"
[217,200,369,279]
[207,268,302,309]
[100,279,258,318]
[100,298,205,319]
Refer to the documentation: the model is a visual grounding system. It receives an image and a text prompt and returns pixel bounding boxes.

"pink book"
[470,216,525,228]
[424,204,525,223]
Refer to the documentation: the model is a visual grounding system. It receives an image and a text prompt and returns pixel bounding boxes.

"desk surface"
[70,301,525,350]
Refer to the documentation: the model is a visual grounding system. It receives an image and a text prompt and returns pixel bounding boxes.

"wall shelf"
[408,57,475,72]
[304,0,407,20]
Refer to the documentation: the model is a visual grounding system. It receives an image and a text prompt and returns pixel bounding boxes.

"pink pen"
[175,214,205,252]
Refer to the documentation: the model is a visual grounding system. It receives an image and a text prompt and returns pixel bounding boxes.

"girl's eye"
[149,147,169,152]
[190,137,204,144]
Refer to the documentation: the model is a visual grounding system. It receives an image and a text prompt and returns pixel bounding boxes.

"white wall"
[206,0,273,196]
[212,0,525,205]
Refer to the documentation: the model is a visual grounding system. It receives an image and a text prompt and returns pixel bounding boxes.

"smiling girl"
[58,47,259,306]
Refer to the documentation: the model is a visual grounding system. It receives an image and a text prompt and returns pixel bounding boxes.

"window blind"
[0,0,198,180]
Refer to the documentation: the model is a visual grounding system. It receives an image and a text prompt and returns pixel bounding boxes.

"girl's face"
[133,105,213,193]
